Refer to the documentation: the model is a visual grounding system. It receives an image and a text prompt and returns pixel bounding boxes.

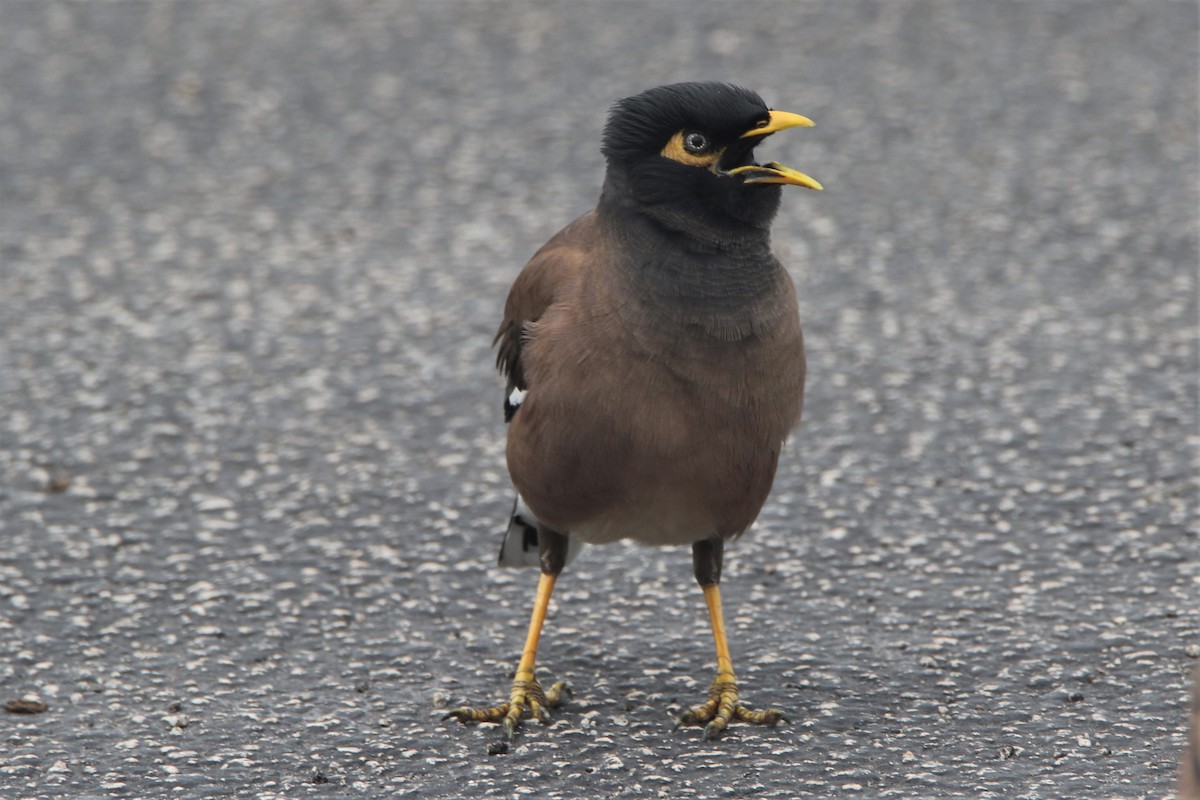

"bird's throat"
[598,197,790,342]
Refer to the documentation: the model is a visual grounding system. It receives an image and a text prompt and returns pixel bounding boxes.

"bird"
[447,82,822,741]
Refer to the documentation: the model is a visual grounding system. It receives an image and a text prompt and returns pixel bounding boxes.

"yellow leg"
[447,571,569,739]
[676,582,785,740]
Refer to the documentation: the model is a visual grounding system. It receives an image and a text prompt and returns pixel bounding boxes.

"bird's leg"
[446,527,571,739]
[676,536,785,740]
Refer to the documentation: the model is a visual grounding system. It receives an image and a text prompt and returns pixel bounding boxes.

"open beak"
[727,110,823,190]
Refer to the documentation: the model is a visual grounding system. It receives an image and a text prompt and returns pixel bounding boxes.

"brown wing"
[494,211,597,396]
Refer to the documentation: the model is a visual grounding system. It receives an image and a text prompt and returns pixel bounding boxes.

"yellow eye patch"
[660,131,723,168]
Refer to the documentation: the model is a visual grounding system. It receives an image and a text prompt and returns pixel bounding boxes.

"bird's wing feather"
[494,212,597,565]
[494,211,597,393]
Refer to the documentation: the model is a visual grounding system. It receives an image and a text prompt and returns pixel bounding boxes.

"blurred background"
[1,2,1196,797]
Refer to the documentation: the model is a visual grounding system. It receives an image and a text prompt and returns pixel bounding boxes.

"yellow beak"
[740,110,815,139]
[728,109,822,190]
[728,161,823,190]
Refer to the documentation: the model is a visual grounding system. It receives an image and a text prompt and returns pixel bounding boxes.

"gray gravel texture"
[1,1,1197,798]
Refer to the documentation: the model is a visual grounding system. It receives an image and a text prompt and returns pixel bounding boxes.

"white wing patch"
[508,387,527,409]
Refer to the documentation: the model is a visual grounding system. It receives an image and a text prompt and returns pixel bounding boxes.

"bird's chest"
[535,322,799,544]
[510,267,804,541]
[537,302,803,455]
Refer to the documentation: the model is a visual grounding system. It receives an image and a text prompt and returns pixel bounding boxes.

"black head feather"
[599,82,785,235]
[601,82,769,163]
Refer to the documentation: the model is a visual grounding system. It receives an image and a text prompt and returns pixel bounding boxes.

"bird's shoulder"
[494,210,600,387]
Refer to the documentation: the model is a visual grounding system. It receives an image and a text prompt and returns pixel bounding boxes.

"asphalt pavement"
[1,2,1197,798]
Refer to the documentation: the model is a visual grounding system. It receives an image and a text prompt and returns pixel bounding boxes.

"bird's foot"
[674,674,785,740]
[445,673,570,740]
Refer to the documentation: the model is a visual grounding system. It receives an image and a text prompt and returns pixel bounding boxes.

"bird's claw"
[675,678,785,740]
[447,678,570,740]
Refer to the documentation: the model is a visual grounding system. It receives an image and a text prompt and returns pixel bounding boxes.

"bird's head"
[601,82,822,235]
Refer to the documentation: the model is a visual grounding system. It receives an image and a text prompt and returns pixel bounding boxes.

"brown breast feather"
[497,210,804,546]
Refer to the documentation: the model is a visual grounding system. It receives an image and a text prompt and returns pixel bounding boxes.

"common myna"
[449,82,822,740]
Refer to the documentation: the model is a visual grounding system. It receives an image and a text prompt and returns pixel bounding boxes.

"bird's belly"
[511,391,784,545]
[569,486,724,546]
[510,310,802,546]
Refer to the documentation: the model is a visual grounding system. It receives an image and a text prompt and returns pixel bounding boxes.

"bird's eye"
[683,132,710,154]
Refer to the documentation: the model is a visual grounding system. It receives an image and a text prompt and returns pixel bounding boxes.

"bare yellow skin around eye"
[660,131,723,168]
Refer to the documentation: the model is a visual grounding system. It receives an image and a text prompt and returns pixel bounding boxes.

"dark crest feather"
[601,82,768,163]
[599,82,784,234]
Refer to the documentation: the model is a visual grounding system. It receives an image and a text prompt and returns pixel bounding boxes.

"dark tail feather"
[496,495,584,568]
